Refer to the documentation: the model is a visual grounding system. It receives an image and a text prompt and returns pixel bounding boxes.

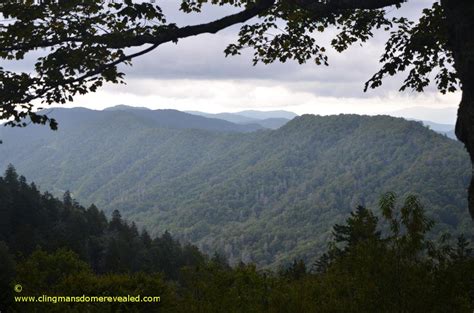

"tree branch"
[291,0,406,14]
[23,43,161,105]
[9,0,277,105]
[1,0,276,52]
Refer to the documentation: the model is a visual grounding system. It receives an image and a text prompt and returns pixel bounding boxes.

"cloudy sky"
[5,0,461,124]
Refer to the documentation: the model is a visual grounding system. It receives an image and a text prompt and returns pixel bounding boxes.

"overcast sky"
[4,0,461,124]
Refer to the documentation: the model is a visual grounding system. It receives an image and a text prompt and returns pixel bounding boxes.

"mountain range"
[0,106,471,267]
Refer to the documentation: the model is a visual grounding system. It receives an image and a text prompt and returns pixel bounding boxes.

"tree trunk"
[441,0,474,218]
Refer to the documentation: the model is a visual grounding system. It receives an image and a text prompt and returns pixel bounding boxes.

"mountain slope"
[0,112,471,267]
[256,118,290,129]
[27,107,265,134]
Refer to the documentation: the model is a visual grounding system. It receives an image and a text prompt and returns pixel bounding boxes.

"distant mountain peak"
[104,105,151,111]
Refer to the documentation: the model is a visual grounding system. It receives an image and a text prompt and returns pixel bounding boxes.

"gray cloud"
[117,0,439,98]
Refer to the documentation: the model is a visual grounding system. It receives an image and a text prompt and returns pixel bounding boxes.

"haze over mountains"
[103,105,458,137]
[416,120,456,139]
[0,106,470,267]
[185,110,297,130]
[387,106,457,125]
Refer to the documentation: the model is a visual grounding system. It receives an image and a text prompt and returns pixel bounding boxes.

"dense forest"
[0,165,207,276]
[0,108,472,267]
[1,168,473,312]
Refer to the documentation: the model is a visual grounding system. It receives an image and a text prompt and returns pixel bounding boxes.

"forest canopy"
[1,167,473,312]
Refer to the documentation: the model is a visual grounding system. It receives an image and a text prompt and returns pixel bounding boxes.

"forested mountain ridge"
[2,107,264,135]
[0,111,472,267]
